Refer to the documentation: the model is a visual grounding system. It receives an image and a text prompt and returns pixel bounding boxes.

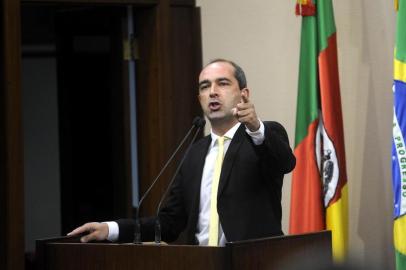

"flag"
[290,0,348,262]
[392,1,406,269]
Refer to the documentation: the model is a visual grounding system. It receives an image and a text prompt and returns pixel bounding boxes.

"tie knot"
[217,136,229,147]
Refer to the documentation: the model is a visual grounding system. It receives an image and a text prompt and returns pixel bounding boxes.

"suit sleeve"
[254,121,296,174]
[152,168,188,242]
[115,167,188,243]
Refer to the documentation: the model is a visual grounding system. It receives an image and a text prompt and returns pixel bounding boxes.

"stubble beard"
[206,110,237,129]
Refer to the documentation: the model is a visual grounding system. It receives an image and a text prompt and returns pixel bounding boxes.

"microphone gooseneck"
[154,121,205,244]
[133,116,204,244]
[193,117,206,128]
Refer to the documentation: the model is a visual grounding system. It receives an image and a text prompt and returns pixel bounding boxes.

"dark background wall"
[1,1,202,269]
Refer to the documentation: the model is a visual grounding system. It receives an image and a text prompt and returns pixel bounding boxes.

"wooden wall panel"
[136,4,202,219]
[0,1,201,262]
[135,3,172,217]
[0,0,24,270]
[21,0,158,5]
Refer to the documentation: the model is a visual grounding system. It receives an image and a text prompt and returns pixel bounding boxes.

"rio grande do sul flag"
[289,0,348,261]
[392,1,406,269]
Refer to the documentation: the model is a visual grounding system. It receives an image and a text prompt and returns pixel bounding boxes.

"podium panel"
[36,231,331,270]
[44,244,227,270]
[227,231,332,270]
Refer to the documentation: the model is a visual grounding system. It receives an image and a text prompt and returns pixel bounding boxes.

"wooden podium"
[36,231,331,270]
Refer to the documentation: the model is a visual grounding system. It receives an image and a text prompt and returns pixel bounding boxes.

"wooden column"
[136,0,202,217]
[0,0,24,269]
[135,0,173,216]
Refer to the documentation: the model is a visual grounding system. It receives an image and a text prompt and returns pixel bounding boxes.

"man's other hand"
[67,222,109,243]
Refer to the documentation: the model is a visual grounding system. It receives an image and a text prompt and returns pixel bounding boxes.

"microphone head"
[192,116,206,128]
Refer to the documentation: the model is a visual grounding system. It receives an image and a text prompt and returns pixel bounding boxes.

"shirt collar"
[210,122,241,147]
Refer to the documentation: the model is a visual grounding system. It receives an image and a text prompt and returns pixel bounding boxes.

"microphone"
[154,118,206,244]
[133,116,205,244]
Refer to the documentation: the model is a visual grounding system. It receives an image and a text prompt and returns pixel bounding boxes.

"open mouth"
[209,101,221,111]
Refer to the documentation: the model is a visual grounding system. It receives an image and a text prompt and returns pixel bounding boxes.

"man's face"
[198,62,243,124]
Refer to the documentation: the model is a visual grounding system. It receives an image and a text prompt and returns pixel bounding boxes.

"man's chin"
[206,112,234,123]
[206,111,224,120]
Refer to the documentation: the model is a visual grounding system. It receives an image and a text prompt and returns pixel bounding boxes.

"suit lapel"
[218,124,246,196]
[189,135,211,217]
[191,136,211,192]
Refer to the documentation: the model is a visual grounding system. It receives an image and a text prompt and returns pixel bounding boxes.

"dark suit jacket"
[116,121,296,244]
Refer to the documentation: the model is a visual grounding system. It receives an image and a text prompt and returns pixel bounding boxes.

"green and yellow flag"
[290,0,348,262]
[392,1,406,270]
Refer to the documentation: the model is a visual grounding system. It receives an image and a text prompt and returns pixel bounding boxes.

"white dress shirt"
[195,121,265,246]
[105,121,265,244]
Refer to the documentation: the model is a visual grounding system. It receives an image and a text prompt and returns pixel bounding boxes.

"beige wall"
[196,0,395,268]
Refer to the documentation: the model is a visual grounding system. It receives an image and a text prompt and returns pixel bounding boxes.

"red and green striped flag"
[392,1,406,269]
[289,0,348,262]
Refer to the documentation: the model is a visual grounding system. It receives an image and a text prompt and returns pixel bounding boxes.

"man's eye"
[219,82,229,86]
[200,85,209,91]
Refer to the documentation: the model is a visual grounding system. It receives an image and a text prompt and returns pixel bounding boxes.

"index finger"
[241,94,249,103]
[67,223,93,236]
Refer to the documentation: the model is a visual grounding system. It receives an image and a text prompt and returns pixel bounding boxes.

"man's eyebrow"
[198,79,210,87]
[217,77,232,82]
[199,77,232,87]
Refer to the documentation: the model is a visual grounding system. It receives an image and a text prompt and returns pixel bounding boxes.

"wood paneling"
[1,0,201,265]
[0,0,24,270]
[44,243,228,270]
[228,231,332,270]
[170,0,196,7]
[35,232,331,270]
[21,0,158,5]
[136,4,202,219]
[135,3,173,217]
[20,0,196,5]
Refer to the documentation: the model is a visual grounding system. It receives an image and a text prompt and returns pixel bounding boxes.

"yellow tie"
[208,136,226,246]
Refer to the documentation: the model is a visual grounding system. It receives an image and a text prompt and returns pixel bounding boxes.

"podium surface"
[36,231,331,270]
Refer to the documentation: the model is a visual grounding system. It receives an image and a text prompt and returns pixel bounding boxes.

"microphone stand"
[154,124,204,244]
[133,117,203,244]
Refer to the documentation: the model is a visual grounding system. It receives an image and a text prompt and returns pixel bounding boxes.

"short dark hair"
[205,59,247,89]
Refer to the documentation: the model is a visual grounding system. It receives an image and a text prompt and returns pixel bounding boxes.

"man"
[68,59,296,245]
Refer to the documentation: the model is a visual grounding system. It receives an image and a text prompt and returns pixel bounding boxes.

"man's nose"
[209,85,218,96]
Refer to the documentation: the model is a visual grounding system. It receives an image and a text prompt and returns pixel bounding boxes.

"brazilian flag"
[392,1,406,270]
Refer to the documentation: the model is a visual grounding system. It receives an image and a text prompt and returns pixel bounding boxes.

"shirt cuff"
[245,120,265,145]
[103,221,119,242]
